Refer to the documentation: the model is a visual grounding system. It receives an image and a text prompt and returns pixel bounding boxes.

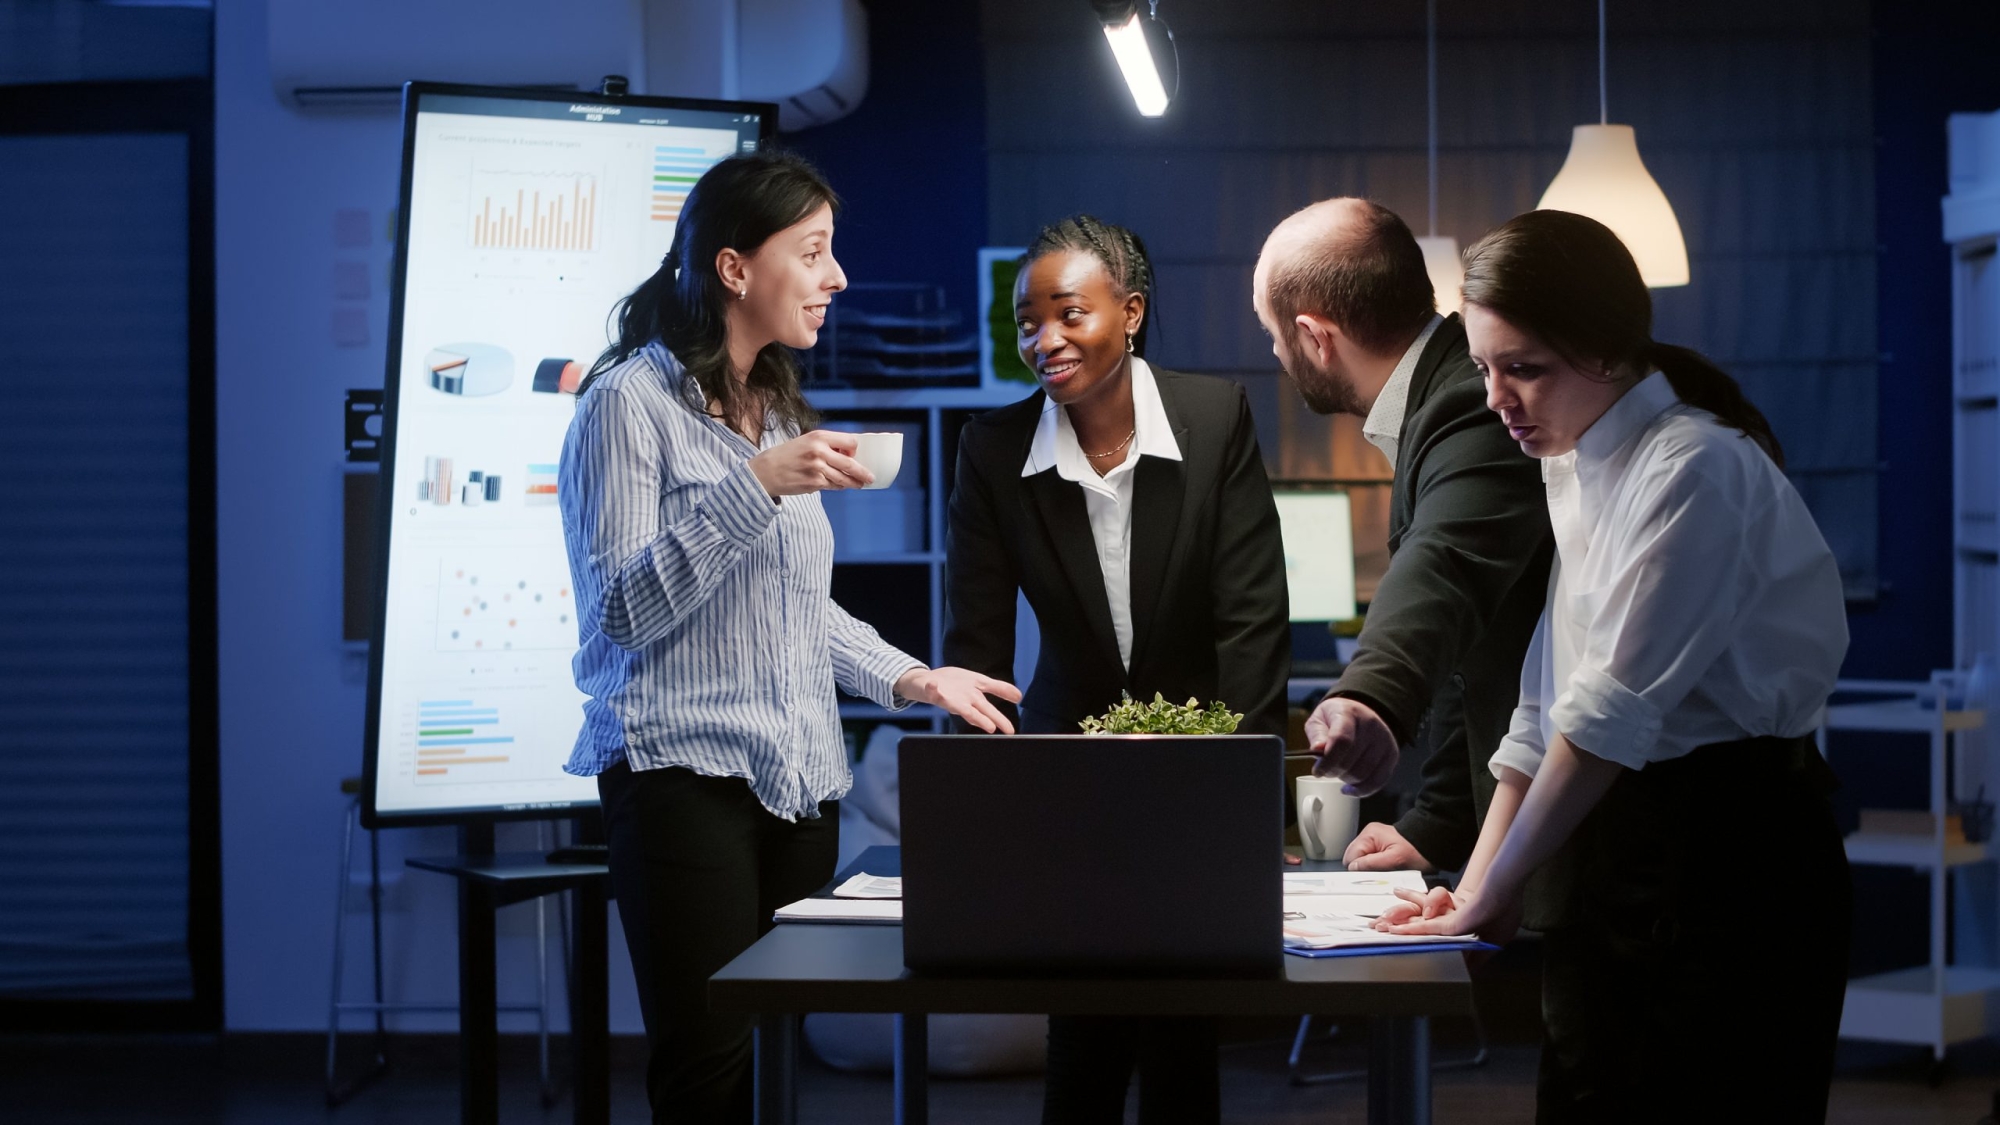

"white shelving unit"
[810,388,1031,735]
[1826,681,1990,1061]
[1831,106,2000,1068]
[1948,108,2000,772]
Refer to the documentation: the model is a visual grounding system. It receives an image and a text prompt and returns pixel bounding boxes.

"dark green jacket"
[1331,315,1568,929]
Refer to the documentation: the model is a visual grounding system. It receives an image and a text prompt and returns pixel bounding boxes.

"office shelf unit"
[811,386,1033,736]
[1947,109,2000,772]
[1824,681,1991,1064]
[1832,106,2000,1070]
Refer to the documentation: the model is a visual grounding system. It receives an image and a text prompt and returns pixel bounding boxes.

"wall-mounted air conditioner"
[269,0,867,130]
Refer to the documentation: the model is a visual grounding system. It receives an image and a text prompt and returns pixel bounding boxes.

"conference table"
[708,849,1473,1125]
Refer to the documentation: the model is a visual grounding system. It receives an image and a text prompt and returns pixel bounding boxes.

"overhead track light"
[1091,0,1177,118]
[1536,0,1689,287]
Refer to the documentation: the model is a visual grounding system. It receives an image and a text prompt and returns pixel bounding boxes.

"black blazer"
[1328,316,1562,924]
[944,368,1290,740]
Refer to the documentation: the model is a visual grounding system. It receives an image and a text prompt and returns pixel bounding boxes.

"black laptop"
[897,734,1285,978]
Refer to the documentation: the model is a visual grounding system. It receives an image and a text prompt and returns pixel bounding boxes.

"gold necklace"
[1084,428,1137,459]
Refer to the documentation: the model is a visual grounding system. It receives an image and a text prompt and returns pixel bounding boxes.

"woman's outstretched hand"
[895,667,1023,734]
[748,430,874,497]
[1374,885,1521,948]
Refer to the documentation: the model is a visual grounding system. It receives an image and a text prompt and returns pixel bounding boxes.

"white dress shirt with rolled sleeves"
[1489,372,1847,779]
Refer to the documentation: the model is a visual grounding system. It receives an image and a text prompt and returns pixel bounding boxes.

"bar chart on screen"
[407,697,524,785]
[651,145,727,224]
[469,167,600,251]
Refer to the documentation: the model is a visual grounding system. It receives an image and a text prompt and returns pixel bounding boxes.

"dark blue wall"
[785,0,988,318]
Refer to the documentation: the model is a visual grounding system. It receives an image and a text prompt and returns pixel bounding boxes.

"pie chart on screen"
[424,343,514,397]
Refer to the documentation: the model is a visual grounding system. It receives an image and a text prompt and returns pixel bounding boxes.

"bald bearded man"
[1253,199,1556,898]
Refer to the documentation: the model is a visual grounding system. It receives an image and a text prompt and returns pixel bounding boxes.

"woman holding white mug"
[559,150,1019,1125]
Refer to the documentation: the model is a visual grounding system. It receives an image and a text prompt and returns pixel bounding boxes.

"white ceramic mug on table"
[1295,775,1361,861]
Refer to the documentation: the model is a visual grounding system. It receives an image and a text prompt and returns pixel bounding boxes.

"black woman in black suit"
[943,216,1290,1125]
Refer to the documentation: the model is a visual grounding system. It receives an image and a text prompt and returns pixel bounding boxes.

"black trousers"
[598,762,838,1125]
[1535,734,1851,1124]
[1041,1015,1220,1125]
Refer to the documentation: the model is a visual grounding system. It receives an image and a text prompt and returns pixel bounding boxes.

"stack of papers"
[832,873,902,899]
[771,867,1490,952]
[772,897,902,924]
[1281,871,1478,953]
[772,871,903,925]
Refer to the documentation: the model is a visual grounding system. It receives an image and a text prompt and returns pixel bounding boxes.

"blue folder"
[1285,941,1495,959]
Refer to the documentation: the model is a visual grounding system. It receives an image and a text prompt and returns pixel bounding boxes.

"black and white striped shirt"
[558,342,921,819]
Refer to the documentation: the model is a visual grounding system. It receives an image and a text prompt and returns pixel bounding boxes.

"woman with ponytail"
[559,150,1019,1124]
[943,215,1288,1124]
[1378,209,1850,1121]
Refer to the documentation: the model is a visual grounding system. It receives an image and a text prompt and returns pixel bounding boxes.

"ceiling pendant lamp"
[1414,0,1462,314]
[1536,0,1689,287]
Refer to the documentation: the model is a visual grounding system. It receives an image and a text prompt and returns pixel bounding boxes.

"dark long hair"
[1461,209,1783,467]
[580,149,837,436]
[1020,214,1158,357]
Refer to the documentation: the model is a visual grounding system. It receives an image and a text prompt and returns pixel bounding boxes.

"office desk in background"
[709,851,1470,1125]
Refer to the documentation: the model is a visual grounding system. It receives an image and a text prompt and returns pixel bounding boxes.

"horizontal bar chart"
[651,145,725,224]
[411,697,525,783]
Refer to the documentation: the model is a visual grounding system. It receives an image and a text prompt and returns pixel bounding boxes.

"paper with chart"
[1281,870,1469,949]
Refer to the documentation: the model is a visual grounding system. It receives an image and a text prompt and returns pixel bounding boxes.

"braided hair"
[1020,215,1158,357]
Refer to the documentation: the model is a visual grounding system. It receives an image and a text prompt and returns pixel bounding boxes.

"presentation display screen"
[1272,488,1357,624]
[363,83,774,826]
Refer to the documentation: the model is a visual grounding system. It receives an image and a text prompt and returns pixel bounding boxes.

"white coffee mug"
[1295,775,1361,862]
[850,432,904,490]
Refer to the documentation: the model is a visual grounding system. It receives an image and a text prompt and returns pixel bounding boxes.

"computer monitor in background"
[1273,486,1356,623]
[1272,485,1356,676]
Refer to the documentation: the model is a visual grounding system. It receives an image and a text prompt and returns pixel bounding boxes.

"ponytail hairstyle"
[580,149,838,436]
[1019,214,1158,357]
[1461,209,1784,468]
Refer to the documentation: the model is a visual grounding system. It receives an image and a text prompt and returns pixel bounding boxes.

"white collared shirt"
[1489,372,1847,779]
[1360,315,1443,463]
[1022,357,1184,670]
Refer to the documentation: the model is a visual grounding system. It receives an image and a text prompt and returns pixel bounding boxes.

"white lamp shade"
[1415,235,1463,315]
[1536,124,1689,288]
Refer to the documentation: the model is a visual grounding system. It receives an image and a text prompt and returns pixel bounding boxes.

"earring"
[1125,332,1134,354]
[738,287,747,300]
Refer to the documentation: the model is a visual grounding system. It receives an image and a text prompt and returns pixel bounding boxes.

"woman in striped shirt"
[559,150,1018,1125]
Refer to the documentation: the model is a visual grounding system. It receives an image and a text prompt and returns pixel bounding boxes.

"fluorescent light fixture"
[1103,13,1170,117]
[1093,1,1177,118]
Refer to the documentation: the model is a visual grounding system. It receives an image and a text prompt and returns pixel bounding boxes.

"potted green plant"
[1078,692,1243,735]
